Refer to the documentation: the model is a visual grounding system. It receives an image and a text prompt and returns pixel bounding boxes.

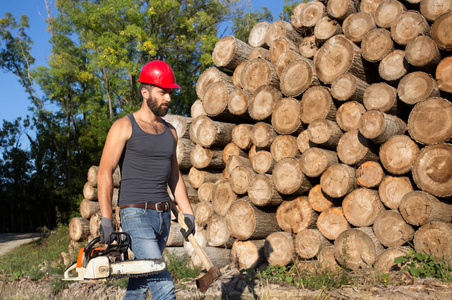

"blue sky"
[0,0,287,136]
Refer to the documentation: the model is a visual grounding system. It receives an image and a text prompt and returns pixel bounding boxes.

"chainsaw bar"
[109,258,167,278]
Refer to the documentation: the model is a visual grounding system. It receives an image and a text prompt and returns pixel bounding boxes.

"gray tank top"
[118,113,175,206]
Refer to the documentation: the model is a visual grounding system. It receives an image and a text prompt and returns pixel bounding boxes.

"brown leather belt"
[120,201,169,212]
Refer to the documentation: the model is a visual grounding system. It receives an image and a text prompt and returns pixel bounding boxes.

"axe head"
[195,266,221,293]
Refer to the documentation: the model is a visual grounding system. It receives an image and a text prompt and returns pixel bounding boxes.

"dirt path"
[0,233,43,256]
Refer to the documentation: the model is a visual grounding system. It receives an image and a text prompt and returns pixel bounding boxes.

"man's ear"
[141,87,149,98]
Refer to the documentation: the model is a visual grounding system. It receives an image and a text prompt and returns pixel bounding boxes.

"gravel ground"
[0,233,43,257]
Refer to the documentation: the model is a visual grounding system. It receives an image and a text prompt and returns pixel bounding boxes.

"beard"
[147,95,169,117]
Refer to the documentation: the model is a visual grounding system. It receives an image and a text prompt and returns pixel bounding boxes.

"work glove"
[100,216,114,244]
[180,214,196,241]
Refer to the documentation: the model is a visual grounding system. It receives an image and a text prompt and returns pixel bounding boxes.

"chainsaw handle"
[62,263,80,281]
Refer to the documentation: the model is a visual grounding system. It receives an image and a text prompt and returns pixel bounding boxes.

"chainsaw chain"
[109,259,167,278]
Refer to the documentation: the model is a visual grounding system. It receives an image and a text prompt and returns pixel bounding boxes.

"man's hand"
[180,214,195,241]
[100,216,114,244]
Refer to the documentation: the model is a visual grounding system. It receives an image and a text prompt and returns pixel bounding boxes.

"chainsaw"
[63,232,167,281]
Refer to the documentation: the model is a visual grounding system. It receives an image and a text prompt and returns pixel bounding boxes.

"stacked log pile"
[187,0,452,272]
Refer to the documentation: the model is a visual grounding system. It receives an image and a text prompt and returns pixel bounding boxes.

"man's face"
[145,86,172,117]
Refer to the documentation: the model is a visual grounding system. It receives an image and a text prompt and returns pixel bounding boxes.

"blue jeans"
[119,206,175,300]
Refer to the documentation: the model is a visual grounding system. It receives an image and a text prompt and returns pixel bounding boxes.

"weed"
[164,249,202,284]
[394,249,452,281]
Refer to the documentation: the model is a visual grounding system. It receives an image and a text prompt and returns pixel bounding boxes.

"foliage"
[164,249,202,283]
[394,249,452,281]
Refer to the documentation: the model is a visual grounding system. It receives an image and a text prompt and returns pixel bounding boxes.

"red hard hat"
[138,60,181,89]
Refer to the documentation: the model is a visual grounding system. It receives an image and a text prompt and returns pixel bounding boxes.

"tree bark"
[167,222,185,247]
[378,175,414,210]
[400,191,452,226]
[379,135,419,175]
[89,212,101,238]
[163,114,192,140]
[176,138,195,171]
[276,196,319,233]
[191,247,232,270]
[212,35,253,71]
[264,232,296,266]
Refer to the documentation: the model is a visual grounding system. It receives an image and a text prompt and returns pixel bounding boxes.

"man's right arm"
[97,116,132,220]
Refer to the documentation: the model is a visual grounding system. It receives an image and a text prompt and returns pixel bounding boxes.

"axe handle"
[170,201,214,270]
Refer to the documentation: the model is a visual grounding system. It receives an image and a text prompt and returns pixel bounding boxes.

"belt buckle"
[157,202,168,213]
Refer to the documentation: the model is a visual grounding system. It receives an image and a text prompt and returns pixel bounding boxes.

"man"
[97,60,195,300]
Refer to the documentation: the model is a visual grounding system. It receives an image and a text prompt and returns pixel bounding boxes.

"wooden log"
[300,86,337,124]
[273,157,313,195]
[269,37,300,64]
[232,61,246,89]
[291,0,326,29]
[87,165,99,187]
[337,129,379,166]
[191,99,207,120]
[356,161,385,188]
[190,144,225,170]
[314,35,365,84]
[294,260,318,275]
[202,80,238,122]
[400,191,452,226]
[378,175,414,210]
[251,122,277,149]
[307,118,343,150]
[223,142,247,165]
[163,114,192,139]
[271,98,303,135]
[89,212,101,238]
[343,188,385,227]
[320,163,357,198]
[265,20,303,47]
[251,150,275,174]
[408,97,452,145]
[359,0,386,18]
[226,198,280,240]
[363,83,398,114]
[361,28,394,63]
[226,155,252,175]
[412,143,452,197]
[308,184,334,212]
[248,174,283,207]
[80,199,100,219]
[342,12,376,43]
[431,12,452,51]
[317,207,351,240]
[359,110,407,144]
[314,16,343,43]
[206,214,234,248]
[420,0,452,22]
[270,135,299,162]
[397,71,440,106]
[211,178,237,216]
[299,147,339,178]
[194,202,214,227]
[331,72,370,102]
[334,228,380,270]
[83,182,97,201]
[182,174,199,204]
[436,56,452,94]
[274,50,302,78]
[248,21,271,48]
[241,58,279,94]
[231,240,266,269]
[227,88,252,120]
[196,118,235,148]
[167,222,185,247]
[248,85,283,122]
[189,115,209,144]
[277,196,319,234]
[176,138,194,171]
[191,247,232,269]
[336,101,367,132]
[378,50,409,85]
[295,229,333,259]
[231,124,253,150]
[298,34,319,58]
[405,36,441,72]
[184,225,207,256]
[318,246,341,272]
[212,35,253,71]
[69,217,90,242]
[264,232,296,266]
[374,246,411,273]
[390,11,430,46]
[196,67,233,100]
[327,0,359,21]
[248,47,270,61]
[379,135,419,175]
[280,58,319,97]
[229,165,255,195]
[374,0,406,28]
[198,182,213,203]
[414,221,452,262]
[297,129,316,153]
[188,167,223,189]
